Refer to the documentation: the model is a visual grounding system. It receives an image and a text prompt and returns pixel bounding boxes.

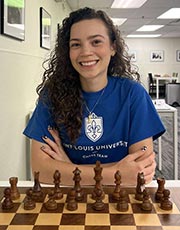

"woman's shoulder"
[108,75,142,88]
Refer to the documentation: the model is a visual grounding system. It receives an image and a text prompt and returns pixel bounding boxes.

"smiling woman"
[23,7,165,186]
[69,19,115,92]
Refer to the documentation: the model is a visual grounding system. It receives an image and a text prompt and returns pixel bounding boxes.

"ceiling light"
[111,0,147,8]
[137,25,164,31]
[158,8,180,19]
[127,34,161,38]
[111,18,127,26]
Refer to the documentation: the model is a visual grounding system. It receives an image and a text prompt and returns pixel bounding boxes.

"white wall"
[125,38,180,89]
[0,0,70,180]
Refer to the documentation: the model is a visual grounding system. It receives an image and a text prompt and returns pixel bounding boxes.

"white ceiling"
[65,0,180,38]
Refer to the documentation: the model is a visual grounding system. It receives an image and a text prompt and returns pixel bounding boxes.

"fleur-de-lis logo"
[85,113,103,142]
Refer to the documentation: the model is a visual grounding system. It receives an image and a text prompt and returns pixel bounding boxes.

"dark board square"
[110,214,135,225]
[0,227,8,230]
[85,227,110,230]
[0,203,20,213]
[60,213,85,225]
[158,214,180,226]
[86,203,109,213]
[11,213,38,225]
[131,203,156,213]
[40,203,64,213]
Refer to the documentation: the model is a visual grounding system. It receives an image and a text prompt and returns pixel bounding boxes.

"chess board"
[0,186,180,230]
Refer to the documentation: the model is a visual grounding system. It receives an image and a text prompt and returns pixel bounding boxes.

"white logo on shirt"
[85,113,103,142]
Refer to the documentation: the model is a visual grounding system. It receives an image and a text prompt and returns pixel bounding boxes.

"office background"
[0,0,179,180]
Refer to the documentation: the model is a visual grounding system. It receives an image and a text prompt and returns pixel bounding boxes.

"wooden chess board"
[0,186,180,230]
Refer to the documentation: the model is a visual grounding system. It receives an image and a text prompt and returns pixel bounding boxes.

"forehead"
[70,19,109,38]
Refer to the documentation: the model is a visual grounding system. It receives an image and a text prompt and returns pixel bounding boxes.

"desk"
[0,180,180,228]
[153,100,178,179]
[154,76,177,99]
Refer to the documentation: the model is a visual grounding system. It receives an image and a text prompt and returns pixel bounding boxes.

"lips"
[80,60,98,66]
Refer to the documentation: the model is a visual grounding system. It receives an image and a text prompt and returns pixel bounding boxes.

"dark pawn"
[31,171,45,202]
[160,189,173,210]
[117,189,128,212]
[44,191,58,211]
[141,189,152,211]
[9,177,20,200]
[24,188,36,210]
[2,188,14,210]
[67,189,78,211]
[92,188,105,211]
[155,177,165,201]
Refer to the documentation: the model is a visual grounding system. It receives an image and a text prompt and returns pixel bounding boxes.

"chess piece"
[31,171,45,202]
[92,188,105,211]
[53,170,63,200]
[2,188,14,210]
[155,177,165,201]
[117,189,128,212]
[112,170,121,200]
[24,188,36,210]
[67,189,78,211]
[73,167,84,201]
[92,161,105,200]
[9,177,20,200]
[135,172,145,201]
[33,171,42,192]
[44,190,58,211]
[141,189,152,211]
[160,189,173,210]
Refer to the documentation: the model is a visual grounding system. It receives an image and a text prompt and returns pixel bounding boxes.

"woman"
[24,7,165,185]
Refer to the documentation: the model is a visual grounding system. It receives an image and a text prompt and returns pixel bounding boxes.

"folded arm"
[31,128,156,186]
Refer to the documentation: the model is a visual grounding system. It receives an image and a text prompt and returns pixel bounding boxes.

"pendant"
[88,113,92,123]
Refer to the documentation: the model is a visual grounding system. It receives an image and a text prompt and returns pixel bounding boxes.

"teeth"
[81,61,97,66]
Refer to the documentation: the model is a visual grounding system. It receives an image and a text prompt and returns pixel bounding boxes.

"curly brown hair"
[37,7,139,143]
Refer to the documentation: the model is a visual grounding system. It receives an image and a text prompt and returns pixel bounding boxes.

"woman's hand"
[41,127,71,163]
[115,148,156,185]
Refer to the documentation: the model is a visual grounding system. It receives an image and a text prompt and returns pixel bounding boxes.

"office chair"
[148,73,156,96]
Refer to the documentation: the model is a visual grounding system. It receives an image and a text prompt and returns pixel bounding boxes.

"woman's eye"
[93,40,102,45]
[70,43,80,48]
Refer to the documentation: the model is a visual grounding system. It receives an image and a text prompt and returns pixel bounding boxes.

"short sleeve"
[23,99,55,142]
[128,83,165,146]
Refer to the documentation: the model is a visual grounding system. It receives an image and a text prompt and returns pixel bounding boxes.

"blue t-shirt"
[23,76,165,164]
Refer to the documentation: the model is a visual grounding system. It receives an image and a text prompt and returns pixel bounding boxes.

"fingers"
[42,136,61,154]
[143,160,156,184]
[126,146,148,162]
[123,147,156,184]
[48,126,61,146]
[40,145,63,161]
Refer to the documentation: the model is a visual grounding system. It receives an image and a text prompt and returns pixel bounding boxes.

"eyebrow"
[69,34,105,42]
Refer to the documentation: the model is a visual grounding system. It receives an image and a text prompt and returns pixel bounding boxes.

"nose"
[80,43,93,56]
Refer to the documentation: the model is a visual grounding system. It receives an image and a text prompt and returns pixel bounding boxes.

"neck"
[80,77,108,92]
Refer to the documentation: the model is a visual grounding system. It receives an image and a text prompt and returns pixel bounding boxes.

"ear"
[111,42,116,57]
[111,50,116,57]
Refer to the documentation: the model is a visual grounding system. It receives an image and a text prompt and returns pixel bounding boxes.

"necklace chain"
[84,88,105,122]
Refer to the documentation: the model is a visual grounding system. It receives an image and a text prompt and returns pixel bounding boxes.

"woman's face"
[69,19,115,90]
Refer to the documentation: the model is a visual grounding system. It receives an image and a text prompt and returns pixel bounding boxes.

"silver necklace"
[84,87,105,123]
